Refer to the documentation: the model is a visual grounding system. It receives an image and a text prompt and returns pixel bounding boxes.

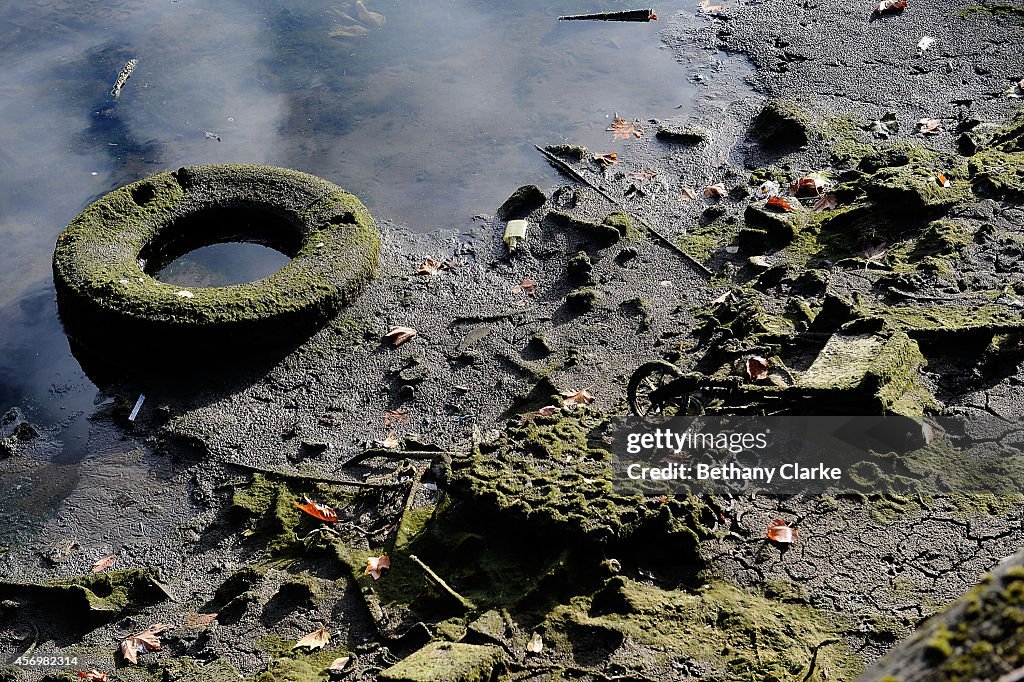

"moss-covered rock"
[52,165,379,358]
[656,123,709,144]
[497,185,546,220]
[379,642,503,682]
[751,98,812,147]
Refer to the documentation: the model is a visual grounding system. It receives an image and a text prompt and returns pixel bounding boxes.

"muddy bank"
[2,0,1024,680]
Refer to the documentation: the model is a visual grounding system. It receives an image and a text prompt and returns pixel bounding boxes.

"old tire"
[53,164,379,358]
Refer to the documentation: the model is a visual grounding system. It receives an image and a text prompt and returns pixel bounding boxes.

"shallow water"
[0,0,721,471]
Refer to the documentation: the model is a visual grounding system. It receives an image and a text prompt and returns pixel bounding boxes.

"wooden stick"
[558,9,655,22]
[343,448,464,469]
[220,460,400,489]
[408,554,476,611]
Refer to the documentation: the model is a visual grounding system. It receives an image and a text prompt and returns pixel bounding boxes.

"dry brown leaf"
[91,554,116,573]
[813,194,838,212]
[703,183,727,199]
[518,405,560,425]
[628,169,659,183]
[680,187,698,201]
[876,0,907,14]
[561,388,595,407]
[417,258,443,276]
[917,118,942,134]
[766,195,795,212]
[120,624,171,664]
[365,555,391,580]
[607,117,644,140]
[384,408,410,426]
[293,497,339,523]
[383,326,417,347]
[745,356,770,381]
[76,671,108,681]
[527,632,544,654]
[593,152,619,167]
[293,627,332,651]
[185,613,218,627]
[766,519,799,544]
[381,431,400,449]
[520,278,537,295]
[329,657,352,672]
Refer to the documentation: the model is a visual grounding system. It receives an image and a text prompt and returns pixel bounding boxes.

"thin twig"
[343,449,465,468]
[634,215,715,278]
[408,554,476,611]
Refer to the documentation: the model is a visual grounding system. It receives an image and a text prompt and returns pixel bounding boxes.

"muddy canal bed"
[3,0,1024,681]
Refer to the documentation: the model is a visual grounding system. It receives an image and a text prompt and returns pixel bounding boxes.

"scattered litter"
[203,130,221,142]
[503,219,529,253]
[526,632,544,654]
[128,394,145,422]
[767,518,799,544]
[559,9,656,22]
[935,173,951,188]
[756,180,780,198]
[875,0,907,16]
[110,58,138,99]
[917,36,935,54]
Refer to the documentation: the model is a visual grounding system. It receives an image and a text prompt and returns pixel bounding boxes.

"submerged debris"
[110,58,138,99]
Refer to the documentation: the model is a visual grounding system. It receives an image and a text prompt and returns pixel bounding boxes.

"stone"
[379,642,504,682]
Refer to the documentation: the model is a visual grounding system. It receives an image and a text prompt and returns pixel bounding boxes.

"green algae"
[752,99,813,147]
[52,165,380,353]
[379,642,504,682]
[547,577,861,681]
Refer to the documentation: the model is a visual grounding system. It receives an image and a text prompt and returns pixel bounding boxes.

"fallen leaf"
[120,624,171,665]
[518,405,561,425]
[561,387,595,407]
[711,290,733,305]
[520,278,537,295]
[77,671,108,681]
[329,657,352,672]
[766,519,799,544]
[91,554,116,573]
[417,258,443,276]
[917,118,942,134]
[680,187,698,201]
[383,326,417,347]
[593,152,619,167]
[293,627,332,651]
[864,112,899,138]
[607,116,644,140]
[527,632,544,654]
[365,555,391,580]
[185,613,218,627]
[917,35,935,53]
[936,172,950,188]
[699,0,724,11]
[789,173,827,196]
[746,356,770,381]
[766,195,795,212]
[384,409,410,426]
[380,431,401,449]
[628,169,659,183]
[703,183,727,199]
[876,0,907,15]
[813,194,838,212]
[859,241,888,263]
[293,497,339,523]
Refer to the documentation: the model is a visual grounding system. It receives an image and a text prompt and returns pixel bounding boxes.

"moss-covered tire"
[53,164,379,356]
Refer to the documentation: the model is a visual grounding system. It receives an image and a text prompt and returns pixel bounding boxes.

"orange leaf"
[593,152,618,167]
[119,624,170,665]
[77,671,108,681]
[607,117,644,140]
[416,258,443,276]
[91,554,116,573]
[766,195,795,212]
[293,497,339,523]
[936,173,950,188]
[365,555,391,580]
[767,519,799,544]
